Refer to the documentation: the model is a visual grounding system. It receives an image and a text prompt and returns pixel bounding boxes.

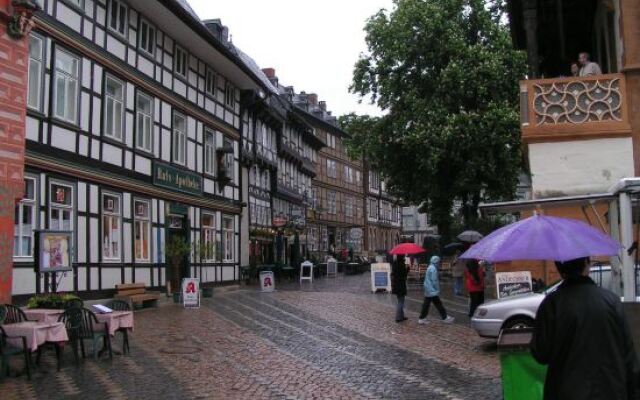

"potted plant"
[164,236,191,303]
[26,293,81,309]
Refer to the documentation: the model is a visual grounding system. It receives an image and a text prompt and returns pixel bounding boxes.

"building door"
[165,213,190,293]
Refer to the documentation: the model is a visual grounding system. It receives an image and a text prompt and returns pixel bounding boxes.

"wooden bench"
[115,283,160,309]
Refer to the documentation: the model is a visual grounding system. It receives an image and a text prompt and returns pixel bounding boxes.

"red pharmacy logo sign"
[263,277,272,287]
[186,282,196,293]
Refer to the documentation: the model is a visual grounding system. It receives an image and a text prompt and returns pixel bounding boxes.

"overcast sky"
[187,0,393,117]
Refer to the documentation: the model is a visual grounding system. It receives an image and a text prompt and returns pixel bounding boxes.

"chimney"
[203,19,229,44]
[307,93,318,106]
[261,67,278,87]
[319,101,327,111]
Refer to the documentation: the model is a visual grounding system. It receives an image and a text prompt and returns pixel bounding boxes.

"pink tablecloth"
[23,309,64,323]
[2,321,68,352]
[94,311,134,336]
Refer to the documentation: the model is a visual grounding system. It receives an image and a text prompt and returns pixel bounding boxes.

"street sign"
[182,278,200,308]
[260,271,275,292]
[370,263,392,293]
[495,271,532,299]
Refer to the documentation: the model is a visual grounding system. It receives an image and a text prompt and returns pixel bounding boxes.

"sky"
[187,0,394,117]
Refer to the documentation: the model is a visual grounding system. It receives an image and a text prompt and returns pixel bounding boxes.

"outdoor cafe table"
[1,321,68,352]
[23,308,64,323]
[94,311,134,336]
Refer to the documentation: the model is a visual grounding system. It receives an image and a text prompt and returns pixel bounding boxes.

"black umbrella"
[444,242,465,252]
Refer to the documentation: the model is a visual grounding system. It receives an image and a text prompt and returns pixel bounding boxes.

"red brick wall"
[0,1,29,303]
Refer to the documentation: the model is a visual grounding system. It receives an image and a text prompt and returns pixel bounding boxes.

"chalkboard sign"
[496,271,533,299]
[370,263,392,293]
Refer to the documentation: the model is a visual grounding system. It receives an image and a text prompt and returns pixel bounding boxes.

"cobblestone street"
[2,274,501,399]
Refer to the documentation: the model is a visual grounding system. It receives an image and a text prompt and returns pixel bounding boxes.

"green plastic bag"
[501,352,547,400]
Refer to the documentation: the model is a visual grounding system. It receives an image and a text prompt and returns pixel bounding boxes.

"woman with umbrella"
[391,254,409,323]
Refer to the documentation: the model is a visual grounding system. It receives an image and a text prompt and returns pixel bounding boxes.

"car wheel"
[503,317,534,330]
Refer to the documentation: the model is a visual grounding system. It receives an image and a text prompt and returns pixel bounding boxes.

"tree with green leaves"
[345,0,527,240]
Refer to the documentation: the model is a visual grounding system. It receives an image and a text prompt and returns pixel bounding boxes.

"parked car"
[471,266,614,338]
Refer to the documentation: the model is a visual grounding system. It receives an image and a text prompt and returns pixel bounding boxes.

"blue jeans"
[453,277,463,296]
[395,295,406,321]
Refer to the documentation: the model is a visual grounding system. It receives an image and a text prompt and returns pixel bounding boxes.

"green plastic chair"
[0,325,31,380]
[64,298,84,309]
[59,308,112,364]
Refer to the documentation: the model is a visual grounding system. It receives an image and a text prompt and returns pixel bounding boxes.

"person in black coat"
[530,257,640,400]
[391,255,408,323]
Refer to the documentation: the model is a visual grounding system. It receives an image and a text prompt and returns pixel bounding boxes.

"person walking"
[391,255,409,323]
[418,256,455,324]
[465,259,485,317]
[451,250,465,296]
[531,257,640,400]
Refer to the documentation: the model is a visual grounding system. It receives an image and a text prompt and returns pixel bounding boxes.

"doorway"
[165,214,190,293]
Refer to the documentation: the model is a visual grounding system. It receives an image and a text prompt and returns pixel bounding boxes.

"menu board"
[370,263,392,293]
[496,271,533,299]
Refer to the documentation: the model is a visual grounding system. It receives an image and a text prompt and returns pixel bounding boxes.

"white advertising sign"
[370,263,392,293]
[182,277,200,308]
[495,271,533,299]
[260,271,275,292]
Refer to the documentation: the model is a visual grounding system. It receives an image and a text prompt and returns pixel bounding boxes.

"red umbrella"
[389,243,426,255]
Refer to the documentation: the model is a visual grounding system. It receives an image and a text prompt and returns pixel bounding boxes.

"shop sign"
[182,278,200,308]
[260,271,275,292]
[495,271,532,299]
[154,162,203,195]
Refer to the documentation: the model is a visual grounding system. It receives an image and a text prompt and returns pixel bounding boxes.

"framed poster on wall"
[35,230,73,273]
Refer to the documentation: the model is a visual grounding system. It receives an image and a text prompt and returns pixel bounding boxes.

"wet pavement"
[1,274,501,399]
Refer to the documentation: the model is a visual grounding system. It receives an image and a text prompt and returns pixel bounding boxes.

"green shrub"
[26,293,81,309]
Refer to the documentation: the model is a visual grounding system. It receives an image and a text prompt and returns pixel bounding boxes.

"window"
[172,112,186,165]
[27,35,43,111]
[327,159,337,178]
[49,182,73,232]
[201,213,217,262]
[134,199,150,262]
[138,18,156,56]
[104,75,124,141]
[326,133,335,149]
[355,171,361,185]
[345,196,354,218]
[369,171,380,191]
[222,216,234,262]
[136,92,153,152]
[205,68,216,97]
[108,0,127,36]
[54,49,79,124]
[64,0,83,9]
[223,138,234,181]
[102,193,121,261]
[174,46,188,78]
[14,177,37,258]
[225,81,235,107]
[204,129,215,175]
[343,166,354,184]
[369,198,378,219]
[328,191,337,215]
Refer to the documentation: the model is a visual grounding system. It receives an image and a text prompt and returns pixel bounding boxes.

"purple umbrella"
[459,215,622,262]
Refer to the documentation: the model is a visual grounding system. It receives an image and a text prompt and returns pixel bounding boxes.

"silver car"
[471,266,614,338]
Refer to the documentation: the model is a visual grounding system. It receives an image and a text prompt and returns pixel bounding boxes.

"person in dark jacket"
[391,255,408,323]
[530,257,640,400]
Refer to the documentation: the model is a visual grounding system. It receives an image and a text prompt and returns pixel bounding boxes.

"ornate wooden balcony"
[520,73,631,142]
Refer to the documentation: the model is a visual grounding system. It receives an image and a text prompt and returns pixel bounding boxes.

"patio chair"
[0,305,6,324]
[64,298,84,309]
[59,308,112,365]
[104,299,131,354]
[3,304,28,324]
[0,326,31,380]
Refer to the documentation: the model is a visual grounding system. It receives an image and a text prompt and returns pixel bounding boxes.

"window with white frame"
[136,92,153,152]
[225,81,235,107]
[64,0,83,10]
[355,170,361,185]
[138,18,156,56]
[222,216,234,262]
[327,159,337,178]
[27,35,43,111]
[14,177,37,258]
[344,165,354,184]
[172,112,186,165]
[328,191,337,214]
[102,193,121,261]
[134,199,151,262]
[108,0,127,37]
[369,171,380,191]
[174,45,188,78]
[49,182,73,232]
[54,48,79,124]
[201,213,217,262]
[104,75,124,141]
[223,138,234,180]
[205,68,216,97]
[204,129,215,175]
[326,133,336,149]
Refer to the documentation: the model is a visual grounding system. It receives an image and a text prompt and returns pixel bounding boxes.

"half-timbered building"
[13,0,272,299]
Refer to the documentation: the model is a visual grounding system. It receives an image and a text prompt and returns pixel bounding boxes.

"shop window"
[201,213,217,262]
[102,193,121,261]
[134,199,151,262]
[14,177,37,258]
[222,216,234,262]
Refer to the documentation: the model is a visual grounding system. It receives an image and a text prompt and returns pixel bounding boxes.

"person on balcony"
[578,52,602,76]
[570,62,580,77]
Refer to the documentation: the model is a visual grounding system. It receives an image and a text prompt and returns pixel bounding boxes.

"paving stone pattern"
[1,274,501,399]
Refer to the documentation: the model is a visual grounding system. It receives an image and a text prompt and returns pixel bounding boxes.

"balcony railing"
[520,73,631,141]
